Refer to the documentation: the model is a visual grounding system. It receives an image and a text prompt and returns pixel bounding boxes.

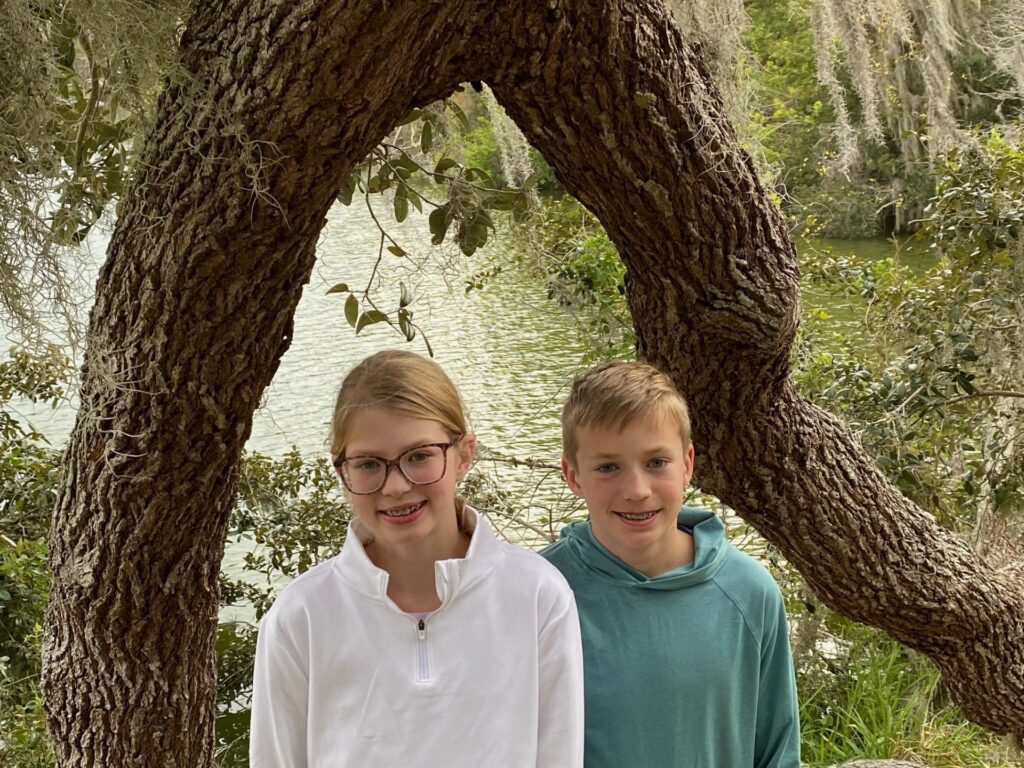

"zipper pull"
[417,618,426,640]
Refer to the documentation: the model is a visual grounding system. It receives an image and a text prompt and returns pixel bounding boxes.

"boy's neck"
[597,525,695,578]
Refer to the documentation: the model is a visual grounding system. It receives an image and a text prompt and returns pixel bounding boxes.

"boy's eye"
[648,458,669,469]
[595,463,617,474]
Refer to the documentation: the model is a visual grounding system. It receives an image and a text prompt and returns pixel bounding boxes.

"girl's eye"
[406,451,431,464]
[648,458,669,469]
[354,458,382,472]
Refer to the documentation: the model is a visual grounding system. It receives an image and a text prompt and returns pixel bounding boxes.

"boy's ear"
[561,456,585,498]
[682,442,695,484]
[455,434,476,479]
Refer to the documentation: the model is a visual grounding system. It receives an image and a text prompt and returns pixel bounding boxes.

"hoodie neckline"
[563,507,731,590]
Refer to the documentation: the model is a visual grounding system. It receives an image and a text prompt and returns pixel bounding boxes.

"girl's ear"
[455,433,476,479]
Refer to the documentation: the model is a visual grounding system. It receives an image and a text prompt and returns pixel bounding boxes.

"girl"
[250,349,584,768]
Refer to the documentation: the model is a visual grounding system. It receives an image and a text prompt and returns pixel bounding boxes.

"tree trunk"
[42,0,1023,764]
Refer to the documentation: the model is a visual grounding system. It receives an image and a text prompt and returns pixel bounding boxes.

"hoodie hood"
[557,506,730,590]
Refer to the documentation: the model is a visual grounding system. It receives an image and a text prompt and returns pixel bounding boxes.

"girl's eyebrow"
[344,438,446,457]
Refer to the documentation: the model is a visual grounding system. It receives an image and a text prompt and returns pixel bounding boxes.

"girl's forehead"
[344,407,450,453]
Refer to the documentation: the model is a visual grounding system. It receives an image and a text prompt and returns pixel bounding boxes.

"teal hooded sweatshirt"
[542,507,800,768]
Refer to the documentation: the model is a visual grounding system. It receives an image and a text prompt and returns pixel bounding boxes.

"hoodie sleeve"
[536,584,585,768]
[250,614,309,768]
[754,592,801,768]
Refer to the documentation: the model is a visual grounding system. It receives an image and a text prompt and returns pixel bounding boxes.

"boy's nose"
[621,469,652,500]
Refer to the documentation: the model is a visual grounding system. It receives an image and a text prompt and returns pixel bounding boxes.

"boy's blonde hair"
[330,349,468,458]
[562,361,691,466]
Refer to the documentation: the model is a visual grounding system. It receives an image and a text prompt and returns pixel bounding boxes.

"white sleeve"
[249,615,309,768]
[536,587,585,768]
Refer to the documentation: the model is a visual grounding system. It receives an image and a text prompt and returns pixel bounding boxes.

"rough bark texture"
[42,0,1023,765]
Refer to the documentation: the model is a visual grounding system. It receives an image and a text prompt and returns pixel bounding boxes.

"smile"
[379,501,425,518]
[614,509,660,522]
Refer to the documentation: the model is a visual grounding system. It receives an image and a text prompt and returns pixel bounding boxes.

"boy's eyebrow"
[585,446,676,459]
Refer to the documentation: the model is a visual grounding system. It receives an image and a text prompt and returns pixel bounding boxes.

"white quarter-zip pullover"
[250,508,584,768]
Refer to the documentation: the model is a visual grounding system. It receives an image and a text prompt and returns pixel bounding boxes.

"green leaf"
[396,109,423,127]
[396,154,421,174]
[345,294,359,327]
[446,99,471,129]
[458,217,490,256]
[326,283,349,295]
[355,310,388,335]
[394,187,409,222]
[398,308,415,341]
[485,190,521,211]
[428,205,451,243]
[421,121,433,154]
[388,245,406,257]
[337,173,356,205]
[407,187,423,213]
[434,158,458,177]
[399,282,411,308]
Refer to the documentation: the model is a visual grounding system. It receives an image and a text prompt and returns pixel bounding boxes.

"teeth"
[618,511,656,521]
[382,503,421,517]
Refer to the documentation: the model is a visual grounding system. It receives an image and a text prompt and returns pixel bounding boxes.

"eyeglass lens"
[342,444,448,494]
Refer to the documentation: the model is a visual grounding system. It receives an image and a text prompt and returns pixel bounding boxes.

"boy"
[542,361,800,768]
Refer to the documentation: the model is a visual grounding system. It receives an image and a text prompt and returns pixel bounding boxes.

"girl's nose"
[380,465,413,495]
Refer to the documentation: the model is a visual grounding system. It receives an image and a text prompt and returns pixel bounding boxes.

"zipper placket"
[415,617,431,683]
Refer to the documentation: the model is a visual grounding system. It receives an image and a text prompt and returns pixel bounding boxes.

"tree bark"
[42,0,1023,764]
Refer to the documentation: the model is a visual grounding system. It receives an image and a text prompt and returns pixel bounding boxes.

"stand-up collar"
[334,507,503,604]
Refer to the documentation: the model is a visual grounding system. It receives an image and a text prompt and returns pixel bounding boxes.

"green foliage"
[744,0,832,196]
[328,94,539,354]
[512,195,635,361]
[795,128,1024,532]
[221,449,348,620]
[0,348,64,767]
[1,0,188,340]
[459,122,503,188]
[797,616,1008,766]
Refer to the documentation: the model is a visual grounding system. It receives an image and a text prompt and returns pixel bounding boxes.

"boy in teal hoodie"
[542,362,800,768]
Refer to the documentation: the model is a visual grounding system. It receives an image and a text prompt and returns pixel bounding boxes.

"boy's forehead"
[575,404,683,436]
[573,413,688,451]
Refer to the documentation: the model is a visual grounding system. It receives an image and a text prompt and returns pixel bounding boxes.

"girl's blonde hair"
[330,350,472,527]
[330,349,468,457]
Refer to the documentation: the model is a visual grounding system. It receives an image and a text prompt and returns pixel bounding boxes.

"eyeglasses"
[333,438,461,495]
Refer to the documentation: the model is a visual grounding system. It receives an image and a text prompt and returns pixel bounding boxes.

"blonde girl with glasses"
[250,350,584,768]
